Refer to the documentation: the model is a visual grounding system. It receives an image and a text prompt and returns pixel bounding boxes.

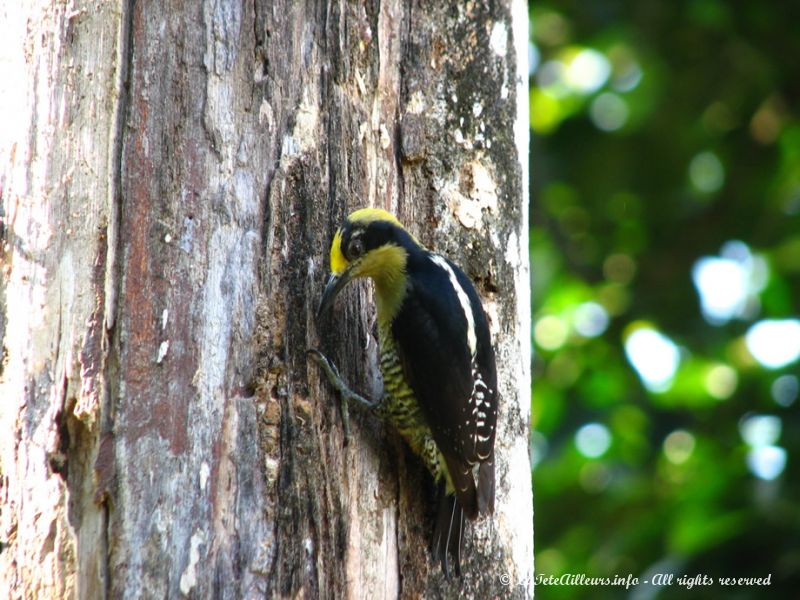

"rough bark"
[1,1,531,598]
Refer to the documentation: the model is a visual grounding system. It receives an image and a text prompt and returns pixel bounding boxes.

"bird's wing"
[392,254,497,517]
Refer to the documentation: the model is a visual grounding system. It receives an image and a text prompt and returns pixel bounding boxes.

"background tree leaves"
[529,2,800,598]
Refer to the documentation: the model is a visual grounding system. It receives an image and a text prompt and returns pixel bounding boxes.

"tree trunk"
[0,1,531,598]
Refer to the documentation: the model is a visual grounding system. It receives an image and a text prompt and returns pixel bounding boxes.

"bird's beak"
[317,268,355,318]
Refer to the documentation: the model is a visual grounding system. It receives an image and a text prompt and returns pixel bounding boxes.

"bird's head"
[318,208,423,319]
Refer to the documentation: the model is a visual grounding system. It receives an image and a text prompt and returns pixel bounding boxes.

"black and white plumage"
[315,208,498,575]
[392,251,498,514]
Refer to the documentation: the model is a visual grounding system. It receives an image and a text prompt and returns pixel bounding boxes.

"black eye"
[348,238,365,259]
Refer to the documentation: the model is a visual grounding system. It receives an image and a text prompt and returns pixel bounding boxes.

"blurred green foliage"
[529,2,800,598]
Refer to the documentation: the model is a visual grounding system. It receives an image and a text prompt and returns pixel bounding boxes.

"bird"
[310,207,498,575]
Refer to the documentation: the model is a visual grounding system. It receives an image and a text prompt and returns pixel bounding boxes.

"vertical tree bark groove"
[1,1,531,598]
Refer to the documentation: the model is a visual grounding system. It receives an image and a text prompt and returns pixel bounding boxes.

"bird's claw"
[308,348,380,443]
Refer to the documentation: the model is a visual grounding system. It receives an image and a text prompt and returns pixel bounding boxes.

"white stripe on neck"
[430,254,477,357]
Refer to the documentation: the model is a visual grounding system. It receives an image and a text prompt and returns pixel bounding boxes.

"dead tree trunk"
[0,1,531,598]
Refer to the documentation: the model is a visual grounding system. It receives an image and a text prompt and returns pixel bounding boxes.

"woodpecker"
[311,207,498,575]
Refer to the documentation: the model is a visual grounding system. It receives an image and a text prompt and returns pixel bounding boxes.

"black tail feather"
[432,485,465,577]
[477,454,495,515]
[432,454,495,576]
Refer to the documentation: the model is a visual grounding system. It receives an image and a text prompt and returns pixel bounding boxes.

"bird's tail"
[432,486,466,577]
[433,454,495,576]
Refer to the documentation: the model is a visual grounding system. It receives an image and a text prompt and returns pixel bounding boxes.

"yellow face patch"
[329,209,400,275]
[330,229,348,274]
[327,207,422,277]
[324,209,415,320]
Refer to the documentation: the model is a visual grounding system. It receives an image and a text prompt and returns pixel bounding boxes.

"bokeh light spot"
[612,60,643,92]
[746,446,787,480]
[530,430,549,469]
[745,319,800,369]
[663,430,696,465]
[603,253,636,284]
[749,95,784,145]
[704,364,738,400]
[575,423,612,458]
[739,414,781,448]
[624,327,680,392]
[771,374,798,407]
[564,48,611,94]
[535,315,569,350]
[538,60,567,93]
[692,257,747,323]
[692,241,768,325]
[689,151,725,193]
[573,301,610,338]
[529,42,540,76]
[532,11,570,47]
[590,92,629,131]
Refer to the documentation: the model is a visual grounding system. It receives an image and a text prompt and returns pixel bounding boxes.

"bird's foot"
[307,349,379,443]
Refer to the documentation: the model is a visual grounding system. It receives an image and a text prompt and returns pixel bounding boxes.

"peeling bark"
[1,1,531,598]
